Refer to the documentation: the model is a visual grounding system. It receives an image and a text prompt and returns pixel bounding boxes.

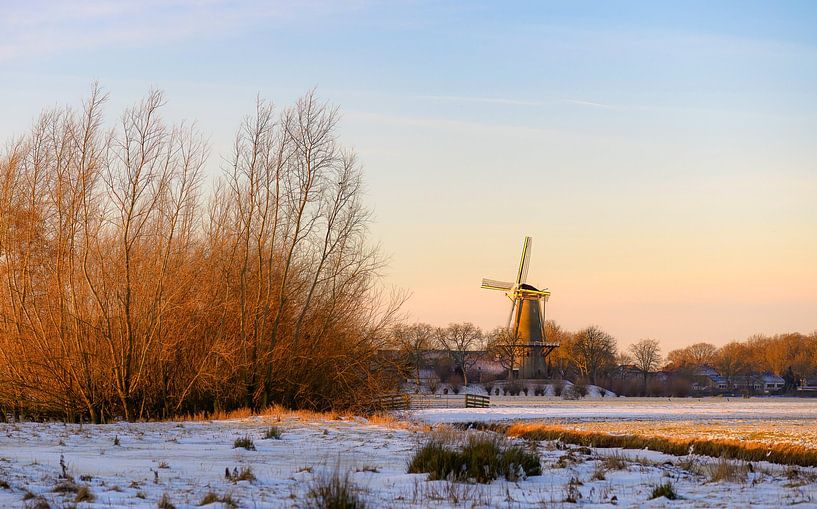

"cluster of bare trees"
[391,322,486,386]
[0,88,402,422]
[393,319,817,395]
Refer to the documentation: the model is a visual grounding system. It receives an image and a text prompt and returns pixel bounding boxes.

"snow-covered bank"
[1,409,816,507]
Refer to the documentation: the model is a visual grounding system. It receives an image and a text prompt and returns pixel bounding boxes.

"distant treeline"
[391,322,817,393]
[0,87,402,422]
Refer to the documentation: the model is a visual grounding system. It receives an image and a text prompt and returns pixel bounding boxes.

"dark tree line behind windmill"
[391,321,817,397]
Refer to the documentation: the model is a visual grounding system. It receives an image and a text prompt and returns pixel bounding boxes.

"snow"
[0,400,816,507]
[414,397,817,424]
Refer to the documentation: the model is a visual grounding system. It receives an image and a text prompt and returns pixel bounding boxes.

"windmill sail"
[481,278,514,291]
[516,236,532,285]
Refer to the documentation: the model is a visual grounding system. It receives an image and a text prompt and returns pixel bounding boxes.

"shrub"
[407,441,461,481]
[408,434,540,483]
[650,482,677,500]
[307,470,367,509]
[573,382,588,398]
[506,382,522,396]
[561,386,579,400]
[533,385,545,396]
[233,436,256,450]
[263,426,282,440]
[552,380,564,396]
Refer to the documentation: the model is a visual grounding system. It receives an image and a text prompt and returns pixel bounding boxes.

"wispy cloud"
[0,0,366,62]
[415,94,618,110]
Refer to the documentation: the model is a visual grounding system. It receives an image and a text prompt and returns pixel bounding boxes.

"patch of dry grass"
[706,456,749,483]
[504,423,817,467]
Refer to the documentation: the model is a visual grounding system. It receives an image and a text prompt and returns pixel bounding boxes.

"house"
[760,373,786,392]
[693,372,727,392]
[726,373,785,393]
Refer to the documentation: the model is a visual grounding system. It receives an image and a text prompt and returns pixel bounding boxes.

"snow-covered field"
[415,397,817,423]
[1,399,816,508]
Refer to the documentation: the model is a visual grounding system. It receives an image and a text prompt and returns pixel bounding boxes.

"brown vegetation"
[0,87,403,422]
[503,423,817,467]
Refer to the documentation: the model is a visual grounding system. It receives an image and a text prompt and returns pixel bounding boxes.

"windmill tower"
[481,236,559,379]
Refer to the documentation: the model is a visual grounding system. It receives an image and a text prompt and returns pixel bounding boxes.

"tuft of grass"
[355,465,379,473]
[199,491,238,508]
[220,492,239,508]
[504,423,817,468]
[52,481,78,493]
[564,476,583,503]
[263,426,282,440]
[226,466,256,482]
[158,493,176,509]
[602,452,628,471]
[23,498,51,509]
[75,485,95,503]
[0,479,10,489]
[233,436,256,450]
[307,470,367,509]
[707,456,748,483]
[199,492,219,505]
[650,481,677,500]
[113,435,120,446]
[407,434,540,483]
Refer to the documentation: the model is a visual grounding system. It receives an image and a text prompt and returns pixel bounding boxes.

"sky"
[1,0,816,352]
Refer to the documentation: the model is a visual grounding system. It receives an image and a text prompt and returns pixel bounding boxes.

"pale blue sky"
[2,1,816,350]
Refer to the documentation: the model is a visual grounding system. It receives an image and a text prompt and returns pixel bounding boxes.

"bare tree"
[436,323,484,386]
[0,87,402,420]
[545,320,573,379]
[629,339,661,388]
[666,342,717,371]
[572,326,616,385]
[716,342,751,390]
[392,322,435,388]
[486,326,524,381]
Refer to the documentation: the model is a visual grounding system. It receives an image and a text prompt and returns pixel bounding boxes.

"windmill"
[482,236,559,379]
